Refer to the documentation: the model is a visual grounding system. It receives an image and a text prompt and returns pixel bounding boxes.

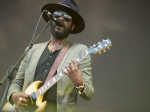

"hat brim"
[42,3,85,34]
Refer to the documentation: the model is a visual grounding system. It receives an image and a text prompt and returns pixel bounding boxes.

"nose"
[58,15,65,21]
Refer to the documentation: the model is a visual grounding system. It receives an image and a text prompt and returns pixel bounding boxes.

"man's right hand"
[11,92,29,109]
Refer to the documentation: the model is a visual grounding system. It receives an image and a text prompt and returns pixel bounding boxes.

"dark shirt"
[34,46,60,112]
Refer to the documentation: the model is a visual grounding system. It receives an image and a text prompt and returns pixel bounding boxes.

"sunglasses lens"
[64,14,72,21]
[53,11,72,21]
[53,11,62,18]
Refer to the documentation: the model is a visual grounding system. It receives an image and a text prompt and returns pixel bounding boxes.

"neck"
[48,35,68,52]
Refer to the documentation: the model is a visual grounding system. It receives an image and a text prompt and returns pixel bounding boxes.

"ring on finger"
[19,97,23,102]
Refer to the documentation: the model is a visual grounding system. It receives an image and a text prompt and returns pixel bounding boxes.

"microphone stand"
[0,19,52,111]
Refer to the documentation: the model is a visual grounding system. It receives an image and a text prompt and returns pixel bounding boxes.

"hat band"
[58,3,70,8]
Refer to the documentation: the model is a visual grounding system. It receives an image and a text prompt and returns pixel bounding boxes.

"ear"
[71,24,75,31]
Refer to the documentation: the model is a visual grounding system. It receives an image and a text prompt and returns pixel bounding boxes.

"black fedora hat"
[41,0,85,34]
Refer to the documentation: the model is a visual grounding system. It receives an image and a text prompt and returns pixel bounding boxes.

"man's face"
[50,11,74,39]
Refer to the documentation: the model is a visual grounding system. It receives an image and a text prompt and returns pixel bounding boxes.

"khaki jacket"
[7,41,94,112]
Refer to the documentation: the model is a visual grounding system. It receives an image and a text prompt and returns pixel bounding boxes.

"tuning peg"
[104,44,108,47]
[93,44,96,46]
[102,39,106,42]
[103,50,106,52]
[107,47,110,50]
[98,45,102,48]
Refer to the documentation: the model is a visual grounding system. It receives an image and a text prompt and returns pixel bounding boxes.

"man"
[7,0,94,112]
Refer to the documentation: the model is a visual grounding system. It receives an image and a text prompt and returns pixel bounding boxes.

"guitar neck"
[34,50,89,98]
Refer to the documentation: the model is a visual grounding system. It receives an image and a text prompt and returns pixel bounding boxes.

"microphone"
[44,10,63,27]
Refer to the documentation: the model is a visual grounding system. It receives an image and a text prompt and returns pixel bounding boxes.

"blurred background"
[0,0,150,112]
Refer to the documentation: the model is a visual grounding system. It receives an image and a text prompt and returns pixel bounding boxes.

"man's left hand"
[62,58,83,86]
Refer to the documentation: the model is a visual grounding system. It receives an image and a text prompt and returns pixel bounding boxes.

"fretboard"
[34,50,88,98]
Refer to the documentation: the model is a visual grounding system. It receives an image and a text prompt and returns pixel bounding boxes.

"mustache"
[51,20,65,28]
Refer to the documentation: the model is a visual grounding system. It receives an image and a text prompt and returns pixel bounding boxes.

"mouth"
[55,25,64,32]
[57,22,64,27]
[58,24,63,27]
[56,25,63,29]
[55,22,64,29]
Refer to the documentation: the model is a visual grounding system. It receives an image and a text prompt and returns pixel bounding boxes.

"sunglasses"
[53,11,72,21]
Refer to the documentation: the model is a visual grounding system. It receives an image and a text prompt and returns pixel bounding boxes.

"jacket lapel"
[27,41,49,84]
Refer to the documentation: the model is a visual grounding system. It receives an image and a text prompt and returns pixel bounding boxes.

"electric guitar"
[2,37,112,112]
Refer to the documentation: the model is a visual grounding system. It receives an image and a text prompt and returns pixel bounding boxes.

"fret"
[47,81,50,86]
[48,80,51,85]
[77,50,88,63]
[53,77,56,82]
[41,87,44,92]
[34,89,40,99]
[59,72,63,77]
[37,85,46,96]
[56,74,59,80]
[44,84,47,90]
[34,90,39,98]
[39,89,41,94]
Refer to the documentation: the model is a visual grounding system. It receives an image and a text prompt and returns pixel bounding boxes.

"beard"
[50,22,72,39]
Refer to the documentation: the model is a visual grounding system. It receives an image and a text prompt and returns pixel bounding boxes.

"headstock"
[88,37,112,54]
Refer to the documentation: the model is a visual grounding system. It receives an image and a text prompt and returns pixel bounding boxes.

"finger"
[20,97,29,103]
[17,100,28,108]
[66,67,74,77]
[66,67,71,74]
[19,102,28,107]
[62,67,69,74]
[20,92,29,99]
[74,58,78,69]
[68,60,74,71]
[19,97,23,102]
[16,106,25,112]
[68,61,73,68]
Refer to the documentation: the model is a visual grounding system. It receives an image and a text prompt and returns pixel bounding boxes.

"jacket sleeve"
[7,50,28,104]
[78,47,94,100]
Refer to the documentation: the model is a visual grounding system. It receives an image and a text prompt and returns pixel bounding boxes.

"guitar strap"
[44,41,72,83]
